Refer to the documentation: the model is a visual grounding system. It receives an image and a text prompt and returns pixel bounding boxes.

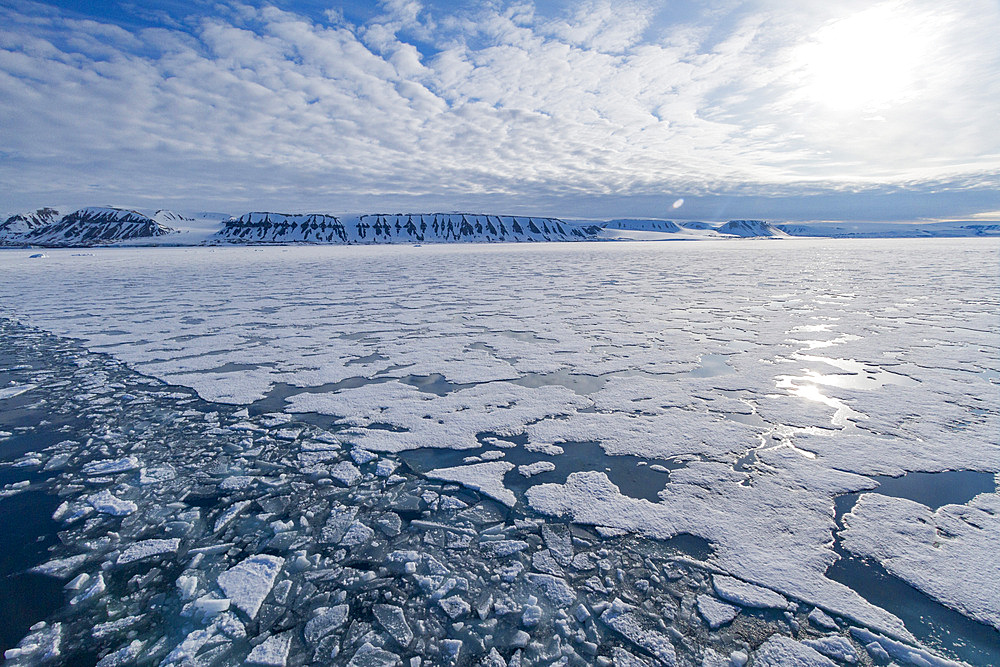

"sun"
[792,2,939,113]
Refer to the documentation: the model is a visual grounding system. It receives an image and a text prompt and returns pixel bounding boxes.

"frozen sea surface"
[0,239,998,665]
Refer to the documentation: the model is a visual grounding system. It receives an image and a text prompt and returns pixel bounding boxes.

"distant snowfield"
[1,239,998,662]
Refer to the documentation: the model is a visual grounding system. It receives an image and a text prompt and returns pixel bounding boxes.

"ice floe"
[217,554,284,619]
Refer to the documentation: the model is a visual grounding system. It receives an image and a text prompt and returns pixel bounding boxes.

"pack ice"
[0,238,997,666]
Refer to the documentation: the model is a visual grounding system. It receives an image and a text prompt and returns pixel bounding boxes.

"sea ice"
[841,491,1000,629]
[303,605,350,645]
[600,599,677,665]
[86,490,137,516]
[518,461,555,477]
[753,635,836,666]
[426,461,517,507]
[525,573,576,607]
[81,456,140,476]
[246,631,293,667]
[217,554,284,619]
[801,636,858,663]
[116,538,181,565]
[3,240,997,666]
[696,594,739,629]
[373,604,414,647]
[330,461,362,486]
[712,575,790,610]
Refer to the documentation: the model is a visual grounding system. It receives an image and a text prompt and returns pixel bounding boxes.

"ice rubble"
[524,457,913,640]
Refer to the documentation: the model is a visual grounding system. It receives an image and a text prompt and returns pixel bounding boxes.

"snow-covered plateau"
[0,239,997,666]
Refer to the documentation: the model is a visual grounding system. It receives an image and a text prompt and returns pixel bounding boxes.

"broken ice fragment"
[753,635,836,666]
[347,641,401,666]
[712,575,789,610]
[542,524,573,566]
[521,603,542,627]
[526,573,576,607]
[246,631,293,667]
[375,459,399,477]
[438,495,468,510]
[808,607,838,630]
[116,538,181,565]
[518,461,555,477]
[32,554,89,578]
[480,540,529,558]
[696,595,739,629]
[193,596,231,615]
[330,461,362,486]
[274,428,302,441]
[426,461,516,507]
[849,627,960,667]
[87,489,137,516]
[82,456,140,476]
[94,639,144,667]
[322,504,359,542]
[70,572,106,606]
[612,647,656,667]
[217,554,284,619]
[438,596,470,620]
[303,605,349,645]
[214,500,252,533]
[139,465,176,484]
[351,448,377,465]
[482,648,507,667]
[373,604,414,646]
[3,622,63,664]
[376,512,403,537]
[0,383,36,400]
[531,549,564,576]
[441,639,462,661]
[340,521,375,547]
[802,636,859,664]
[601,599,677,666]
[219,475,256,491]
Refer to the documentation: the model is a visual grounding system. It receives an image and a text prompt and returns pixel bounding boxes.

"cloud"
[0,0,996,218]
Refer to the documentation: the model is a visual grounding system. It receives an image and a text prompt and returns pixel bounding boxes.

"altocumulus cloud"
[0,0,998,218]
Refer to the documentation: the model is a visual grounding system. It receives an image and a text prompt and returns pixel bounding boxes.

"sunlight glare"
[794,3,938,112]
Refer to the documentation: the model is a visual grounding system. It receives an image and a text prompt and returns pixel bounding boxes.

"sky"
[1,0,998,221]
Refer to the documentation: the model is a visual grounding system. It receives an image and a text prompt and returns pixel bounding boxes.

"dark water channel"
[400,435,686,504]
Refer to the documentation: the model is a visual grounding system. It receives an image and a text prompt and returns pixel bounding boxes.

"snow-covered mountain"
[215,212,601,244]
[18,207,176,246]
[4,204,999,247]
[716,219,787,237]
[0,207,61,244]
[602,218,785,238]
[152,210,192,225]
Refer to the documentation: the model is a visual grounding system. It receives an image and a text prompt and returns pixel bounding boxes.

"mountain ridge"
[3,207,1000,247]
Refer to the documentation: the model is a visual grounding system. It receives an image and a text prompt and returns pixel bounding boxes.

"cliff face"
[215,212,601,244]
